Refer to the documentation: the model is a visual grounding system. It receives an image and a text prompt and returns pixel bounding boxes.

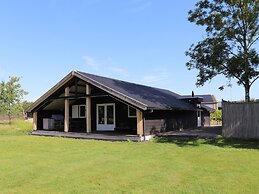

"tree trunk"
[245,85,250,102]
[8,112,11,125]
[8,103,11,124]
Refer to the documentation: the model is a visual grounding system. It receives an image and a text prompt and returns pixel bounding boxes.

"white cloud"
[141,69,170,85]
[109,67,129,77]
[81,55,129,78]
[142,75,164,83]
[82,56,99,70]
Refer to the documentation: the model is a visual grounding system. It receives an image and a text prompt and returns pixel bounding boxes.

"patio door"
[96,103,115,131]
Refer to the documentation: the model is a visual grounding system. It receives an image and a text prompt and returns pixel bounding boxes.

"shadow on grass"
[154,137,259,150]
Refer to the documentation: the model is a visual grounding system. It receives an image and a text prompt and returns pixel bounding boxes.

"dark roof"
[182,94,217,103]
[28,71,199,112]
[201,104,215,112]
[77,71,197,111]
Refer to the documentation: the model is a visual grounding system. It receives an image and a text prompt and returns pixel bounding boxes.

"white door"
[197,111,202,127]
[96,104,115,131]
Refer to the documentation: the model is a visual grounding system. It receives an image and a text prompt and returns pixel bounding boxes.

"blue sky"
[0,0,258,102]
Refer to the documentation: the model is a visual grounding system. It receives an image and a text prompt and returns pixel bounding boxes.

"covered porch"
[31,75,144,137]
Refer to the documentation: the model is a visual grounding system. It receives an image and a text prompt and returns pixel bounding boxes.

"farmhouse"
[27,71,208,139]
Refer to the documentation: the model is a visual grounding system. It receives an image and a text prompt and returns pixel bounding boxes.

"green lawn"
[0,120,259,194]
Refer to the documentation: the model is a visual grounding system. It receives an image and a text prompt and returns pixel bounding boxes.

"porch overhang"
[27,71,148,113]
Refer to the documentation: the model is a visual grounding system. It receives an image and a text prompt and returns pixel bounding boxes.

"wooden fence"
[0,115,21,121]
[222,101,259,139]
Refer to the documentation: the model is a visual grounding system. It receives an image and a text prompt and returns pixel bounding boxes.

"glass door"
[96,104,115,131]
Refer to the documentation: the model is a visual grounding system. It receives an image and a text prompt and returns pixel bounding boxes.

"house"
[182,94,218,126]
[27,71,205,139]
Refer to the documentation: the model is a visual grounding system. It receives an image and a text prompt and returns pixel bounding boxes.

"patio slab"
[30,130,140,142]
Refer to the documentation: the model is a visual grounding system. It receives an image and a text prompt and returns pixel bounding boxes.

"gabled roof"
[27,71,197,112]
[201,104,215,112]
[182,94,217,103]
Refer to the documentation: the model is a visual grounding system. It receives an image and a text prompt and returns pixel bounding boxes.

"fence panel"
[222,101,259,139]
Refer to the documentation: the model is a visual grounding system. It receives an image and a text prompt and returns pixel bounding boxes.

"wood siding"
[202,111,210,126]
[144,110,197,135]
[222,101,259,139]
[91,95,137,133]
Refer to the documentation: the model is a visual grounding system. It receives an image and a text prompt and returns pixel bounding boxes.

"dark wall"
[37,99,86,132]
[144,110,197,135]
[37,110,64,130]
[91,96,137,133]
[36,90,137,133]
[70,98,86,132]
[202,110,210,126]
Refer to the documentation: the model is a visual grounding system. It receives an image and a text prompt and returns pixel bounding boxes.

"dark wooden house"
[182,94,217,126]
[27,71,204,138]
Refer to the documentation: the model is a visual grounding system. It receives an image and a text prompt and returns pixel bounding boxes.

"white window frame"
[79,105,86,118]
[72,105,79,118]
[128,105,137,118]
[72,104,86,118]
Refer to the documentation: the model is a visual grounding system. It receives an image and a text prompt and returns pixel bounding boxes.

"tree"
[21,100,33,117]
[186,0,259,102]
[0,76,28,124]
[210,109,222,124]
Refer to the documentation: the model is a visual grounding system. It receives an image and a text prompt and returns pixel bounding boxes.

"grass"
[0,120,259,194]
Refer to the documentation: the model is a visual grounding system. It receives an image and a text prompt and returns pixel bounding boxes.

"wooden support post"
[86,84,91,133]
[33,112,37,130]
[64,87,69,132]
[137,110,144,136]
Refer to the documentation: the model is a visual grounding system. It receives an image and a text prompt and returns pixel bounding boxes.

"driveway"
[157,126,222,138]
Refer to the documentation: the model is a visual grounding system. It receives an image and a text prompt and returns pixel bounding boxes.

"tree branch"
[248,36,259,49]
[223,48,239,58]
[250,75,259,87]
[221,63,245,86]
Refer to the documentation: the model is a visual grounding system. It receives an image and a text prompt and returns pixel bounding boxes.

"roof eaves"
[27,71,75,112]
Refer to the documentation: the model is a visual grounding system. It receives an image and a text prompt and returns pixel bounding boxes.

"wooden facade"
[28,71,201,138]
[33,84,197,136]
[222,101,259,139]
[143,110,197,135]
[34,80,139,134]
[201,110,210,127]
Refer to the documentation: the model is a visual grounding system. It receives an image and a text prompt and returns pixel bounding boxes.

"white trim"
[79,105,86,118]
[72,104,86,118]
[96,103,116,131]
[128,105,137,118]
[28,71,148,113]
[72,105,79,118]
[26,71,148,112]
[27,71,75,112]
[197,110,202,127]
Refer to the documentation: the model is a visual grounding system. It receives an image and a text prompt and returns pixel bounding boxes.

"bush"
[210,110,222,124]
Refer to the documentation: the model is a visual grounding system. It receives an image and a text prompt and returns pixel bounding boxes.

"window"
[79,105,86,118]
[72,105,78,118]
[128,106,137,118]
[72,105,86,118]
